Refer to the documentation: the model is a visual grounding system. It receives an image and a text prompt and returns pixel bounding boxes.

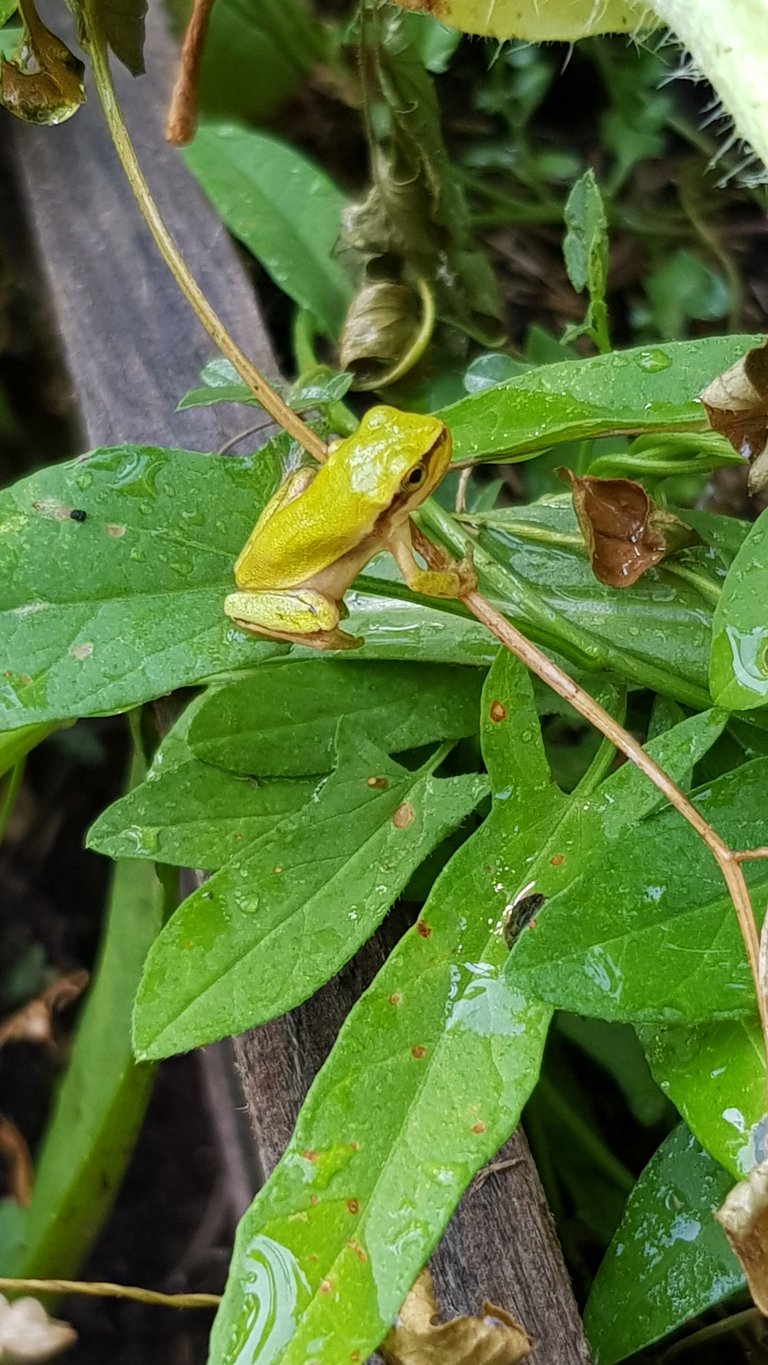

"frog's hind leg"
[224,589,362,651]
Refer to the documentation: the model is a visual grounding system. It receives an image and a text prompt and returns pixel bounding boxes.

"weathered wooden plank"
[6,11,592,1359]
[8,7,277,451]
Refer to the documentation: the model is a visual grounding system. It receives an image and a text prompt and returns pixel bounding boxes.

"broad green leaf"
[88,759,315,869]
[508,754,768,1024]
[182,122,352,339]
[389,0,653,40]
[192,0,325,126]
[645,1018,765,1179]
[711,506,768,710]
[133,726,488,1059]
[188,660,484,776]
[0,0,17,21]
[0,22,20,58]
[584,1125,743,1365]
[437,334,762,462]
[1,833,164,1278]
[207,657,720,1365]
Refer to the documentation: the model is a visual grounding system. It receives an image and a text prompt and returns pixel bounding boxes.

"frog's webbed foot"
[224,590,363,651]
[388,530,477,599]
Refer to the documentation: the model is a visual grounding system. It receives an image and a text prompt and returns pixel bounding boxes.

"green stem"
[78,0,327,463]
[0,760,25,844]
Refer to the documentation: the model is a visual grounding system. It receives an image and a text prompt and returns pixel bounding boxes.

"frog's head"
[338,405,452,520]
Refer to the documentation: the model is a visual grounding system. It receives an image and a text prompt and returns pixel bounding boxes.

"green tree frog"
[225,405,475,650]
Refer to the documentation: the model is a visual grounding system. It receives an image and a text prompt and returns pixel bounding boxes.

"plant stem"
[0,760,25,845]
[0,1276,220,1309]
[79,0,327,463]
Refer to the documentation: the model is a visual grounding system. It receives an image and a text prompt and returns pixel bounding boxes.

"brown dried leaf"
[0,1115,33,1206]
[0,971,89,1053]
[165,0,216,146]
[559,468,699,588]
[716,1158,768,1313]
[699,339,768,494]
[338,281,423,389]
[0,1293,76,1361]
[381,1269,533,1365]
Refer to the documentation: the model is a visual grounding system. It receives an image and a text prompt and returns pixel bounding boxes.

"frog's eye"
[403,464,426,489]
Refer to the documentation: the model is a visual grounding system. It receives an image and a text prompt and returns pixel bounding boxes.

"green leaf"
[438,334,762,462]
[0,442,286,728]
[644,1018,765,1179]
[88,758,315,869]
[508,748,768,1026]
[562,169,610,350]
[1,836,165,1278]
[0,22,20,58]
[584,1125,743,1365]
[192,0,325,126]
[133,726,488,1059]
[188,660,485,776]
[207,654,715,1365]
[182,122,352,339]
[711,506,768,709]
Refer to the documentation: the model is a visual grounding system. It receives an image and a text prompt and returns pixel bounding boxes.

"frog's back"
[242,461,381,590]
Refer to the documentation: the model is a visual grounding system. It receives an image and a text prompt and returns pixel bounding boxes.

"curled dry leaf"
[381,1268,533,1365]
[0,971,89,1054]
[0,1294,76,1362]
[0,1116,33,1207]
[716,1157,768,1314]
[699,339,768,494]
[338,281,424,389]
[559,468,699,588]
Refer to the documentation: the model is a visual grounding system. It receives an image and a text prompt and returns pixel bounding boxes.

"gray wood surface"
[5,12,592,1359]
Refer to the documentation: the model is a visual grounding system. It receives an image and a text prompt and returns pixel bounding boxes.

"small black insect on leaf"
[69,508,87,522]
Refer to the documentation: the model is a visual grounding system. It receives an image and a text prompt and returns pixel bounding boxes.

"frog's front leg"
[387,525,476,598]
[224,588,362,651]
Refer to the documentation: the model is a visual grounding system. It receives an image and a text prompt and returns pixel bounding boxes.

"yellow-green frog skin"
[225,404,474,650]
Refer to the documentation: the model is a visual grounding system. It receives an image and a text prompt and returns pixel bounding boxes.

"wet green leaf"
[438,334,762,462]
[188,660,484,775]
[508,753,768,1024]
[584,1125,743,1365]
[1,811,165,1278]
[645,1018,765,1179]
[190,0,325,126]
[182,122,352,339]
[88,758,315,870]
[711,506,768,710]
[133,726,488,1058]
[207,657,720,1365]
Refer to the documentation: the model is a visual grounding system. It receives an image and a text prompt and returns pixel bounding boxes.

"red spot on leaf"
[416,921,432,938]
[310,1195,319,1206]
[320,1279,333,1294]
[347,1240,367,1263]
[302,1149,319,1162]
[347,1198,360,1214]
[367,776,388,789]
[490,701,507,723]
[550,854,564,867]
[389,992,402,1006]
[411,1045,427,1060]
[472,1122,486,1134]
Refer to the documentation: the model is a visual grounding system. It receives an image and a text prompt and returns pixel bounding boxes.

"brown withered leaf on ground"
[0,970,88,1055]
[699,339,768,494]
[0,1115,34,1206]
[381,1268,533,1365]
[559,468,699,588]
[716,1158,768,1313]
